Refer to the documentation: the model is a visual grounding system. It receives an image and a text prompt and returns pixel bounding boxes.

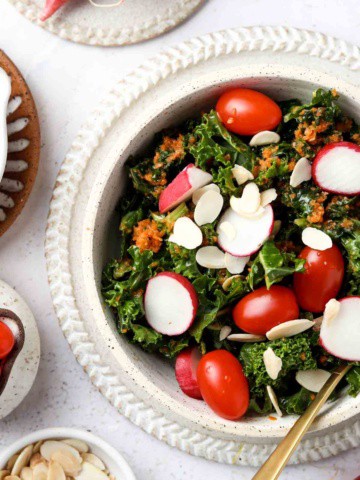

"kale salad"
[102,88,360,420]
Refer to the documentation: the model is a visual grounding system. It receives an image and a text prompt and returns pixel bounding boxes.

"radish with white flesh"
[217,205,274,257]
[312,141,360,195]
[175,347,203,399]
[144,272,198,335]
[320,296,360,361]
[159,164,212,213]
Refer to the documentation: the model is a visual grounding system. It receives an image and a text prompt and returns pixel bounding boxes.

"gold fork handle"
[252,364,351,480]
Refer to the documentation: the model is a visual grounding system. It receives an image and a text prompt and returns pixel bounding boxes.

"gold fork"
[252,364,351,480]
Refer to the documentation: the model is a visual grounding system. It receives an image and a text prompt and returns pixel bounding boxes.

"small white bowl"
[0,428,136,480]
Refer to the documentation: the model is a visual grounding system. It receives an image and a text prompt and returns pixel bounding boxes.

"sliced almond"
[266,385,283,417]
[30,453,44,469]
[290,157,312,187]
[222,275,241,292]
[19,468,32,480]
[263,347,283,380]
[231,165,254,185]
[218,221,236,241]
[269,220,281,239]
[224,253,249,274]
[219,326,232,341]
[32,463,48,480]
[260,188,277,207]
[47,461,66,480]
[11,446,33,476]
[63,440,89,454]
[296,369,331,393]
[266,319,315,340]
[74,462,109,480]
[196,246,225,269]
[192,183,220,205]
[168,217,203,250]
[50,450,82,477]
[194,190,224,226]
[40,442,81,463]
[0,472,10,480]
[230,182,261,216]
[4,476,21,480]
[323,298,341,326]
[6,457,18,471]
[302,227,332,251]
[33,441,43,454]
[227,333,266,343]
[81,454,105,471]
[249,131,280,147]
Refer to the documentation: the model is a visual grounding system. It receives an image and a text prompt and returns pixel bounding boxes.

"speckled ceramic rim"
[7,0,205,47]
[45,27,360,466]
[0,428,136,480]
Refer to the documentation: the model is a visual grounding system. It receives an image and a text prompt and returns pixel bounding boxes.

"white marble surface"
[0,0,360,478]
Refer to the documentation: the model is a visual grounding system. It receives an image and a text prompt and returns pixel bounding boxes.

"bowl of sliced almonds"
[0,428,136,480]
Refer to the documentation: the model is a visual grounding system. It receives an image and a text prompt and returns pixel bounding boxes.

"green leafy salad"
[102,88,360,419]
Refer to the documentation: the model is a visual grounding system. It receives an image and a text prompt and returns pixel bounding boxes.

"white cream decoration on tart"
[0,68,29,223]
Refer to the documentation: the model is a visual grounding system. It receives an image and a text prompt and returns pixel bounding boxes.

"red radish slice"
[40,0,70,20]
[320,296,360,361]
[175,347,203,399]
[217,206,274,257]
[144,272,198,336]
[159,164,212,213]
[312,142,360,195]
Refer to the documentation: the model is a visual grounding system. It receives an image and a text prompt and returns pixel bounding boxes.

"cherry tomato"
[0,321,15,359]
[293,245,344,313]
[197,350,249,420]
[216,88,282,136]
[233,285,299,335]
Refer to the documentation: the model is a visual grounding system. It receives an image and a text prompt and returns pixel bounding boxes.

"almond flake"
[227,333,266,343]
[51,450,82,476]
[296,369,331,393]
[33,442,43,454]
[74,462,109,480]
[168,217,202,250]
[6,457,18,471]
[224,253,249,274]
[260,188,277,207]
[249,131,280,147]
[290,157,312,188]
[218,221,236,241]
[3,476,21,480]
[263,347,283,380]
[192,183,220,205]
[19,468,32,480]
[323,298,341,326]
[219,326,232,341]
[81,454,105,471]
[266,385,283,417]
[11,446,33,476]
[266,319,315,340]
[302,227,332,251]
[222,275,241,292]
[194,190,224,226]
[0,472,9,480]
[29,453,43,469]
[230,182,261,215]
[47,461,66,480]
[40,442,81,464]
[63,439,89,454]
[32,463,48,480]
[196,246,225,269]
[231,165,254,185]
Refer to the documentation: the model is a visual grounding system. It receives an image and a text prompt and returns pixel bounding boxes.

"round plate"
[45,27,360,466]
[7,0,205,47]
[0,279,40,419]
[0,50,41,237]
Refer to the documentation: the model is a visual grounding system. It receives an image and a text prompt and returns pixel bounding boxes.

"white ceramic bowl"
[46,27,360,466]
[0,428,136,480]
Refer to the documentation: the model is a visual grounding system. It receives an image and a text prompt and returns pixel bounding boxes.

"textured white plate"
[45,27,360,466]
[0,279,40,419]
[7,0,205,46]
